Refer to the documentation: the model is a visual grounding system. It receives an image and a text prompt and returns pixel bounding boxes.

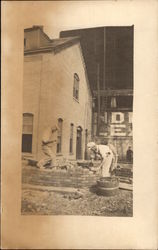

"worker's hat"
[87,142,96,149]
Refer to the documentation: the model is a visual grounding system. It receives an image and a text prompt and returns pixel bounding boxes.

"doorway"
[76,126,82,160]
[84,129,88,159]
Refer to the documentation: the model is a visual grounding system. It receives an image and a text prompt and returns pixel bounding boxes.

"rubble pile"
[115,166,133,178]
[22,161,133,216]
[22,164,101,188]
[22,160,133,190]
[21,188,133,216]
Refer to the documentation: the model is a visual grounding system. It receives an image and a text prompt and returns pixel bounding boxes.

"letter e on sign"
[111,124,126,136]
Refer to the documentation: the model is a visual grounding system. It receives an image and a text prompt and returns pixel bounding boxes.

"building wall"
[23,54,42,156]
[23,43,92,160]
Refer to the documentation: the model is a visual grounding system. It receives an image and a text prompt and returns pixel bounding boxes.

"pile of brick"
[115,167,133,178]
[22,159,133,189]
[22,166,100,188]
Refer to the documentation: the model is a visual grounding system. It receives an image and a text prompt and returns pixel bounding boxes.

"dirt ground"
[21,187,133,217]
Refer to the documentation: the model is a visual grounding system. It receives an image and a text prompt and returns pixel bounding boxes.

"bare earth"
[21,187,133,217]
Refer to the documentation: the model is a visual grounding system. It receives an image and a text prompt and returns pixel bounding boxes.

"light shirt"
[42,127,57,144]
[96,144,113,158]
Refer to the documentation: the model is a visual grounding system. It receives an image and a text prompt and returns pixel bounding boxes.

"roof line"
[24,37,80,55]
[60,25,134,34]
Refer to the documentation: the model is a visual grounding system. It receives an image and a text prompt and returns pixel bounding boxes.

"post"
[97,63,100,136]
[103,27,106,90]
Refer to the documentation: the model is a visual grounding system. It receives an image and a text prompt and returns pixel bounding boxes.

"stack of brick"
[115,167,133,178]
[22,166,100,188]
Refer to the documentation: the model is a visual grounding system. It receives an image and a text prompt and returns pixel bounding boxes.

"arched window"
[22,113,33,153]
[73,73,80,101]
[57,118,63,153]
[69,123,74,154]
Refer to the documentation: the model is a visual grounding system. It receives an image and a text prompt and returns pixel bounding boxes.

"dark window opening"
[22,134,32,153]
[84,129,88,159]
[69,123,74,154]
[76,126,82,160]
[24,38,26,48]
[116,96,133,109]
[57,118,63,153]
[22,113,33,153]
[95,96,133,112]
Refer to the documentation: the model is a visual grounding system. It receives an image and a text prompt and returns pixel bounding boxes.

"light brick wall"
[23,55,42,156]
[23,43,92,160]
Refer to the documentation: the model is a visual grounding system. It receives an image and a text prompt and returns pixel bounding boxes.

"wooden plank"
[119,182,133,191]
[93,89,133,96]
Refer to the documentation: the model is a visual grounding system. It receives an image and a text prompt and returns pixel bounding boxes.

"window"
[69,123,74,154]
[111,97,117,108]
[57,118,63,153]
[24,38,26,48]
[117,96,133,109]
[73,73,79,101]
[76,126,82,159]
[22,113,33,153]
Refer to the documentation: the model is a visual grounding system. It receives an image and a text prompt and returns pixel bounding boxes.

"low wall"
[22,160,133,189]
[22,166,100,188]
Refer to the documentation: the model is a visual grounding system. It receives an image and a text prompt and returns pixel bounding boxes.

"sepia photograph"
[21,24,133,216]
[2,1,158,249]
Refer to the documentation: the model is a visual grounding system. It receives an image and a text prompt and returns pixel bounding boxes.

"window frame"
[73,73,80,101]
[56,118,63,154]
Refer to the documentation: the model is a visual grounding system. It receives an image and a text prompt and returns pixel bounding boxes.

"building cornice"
[24,37,80,55]
[93,89,133,97]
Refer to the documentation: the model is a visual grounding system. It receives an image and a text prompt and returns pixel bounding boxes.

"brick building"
[22,26,92,161]
[61,26,133,161]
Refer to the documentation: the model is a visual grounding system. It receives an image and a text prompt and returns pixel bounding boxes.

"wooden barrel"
[97,177,119,196]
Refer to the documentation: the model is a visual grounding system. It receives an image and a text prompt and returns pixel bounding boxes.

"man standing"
[126,146,133,163]
[37,125,59,169]
[87,142,117,177]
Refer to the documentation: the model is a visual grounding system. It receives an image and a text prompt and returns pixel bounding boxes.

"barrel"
[97,177,119,196]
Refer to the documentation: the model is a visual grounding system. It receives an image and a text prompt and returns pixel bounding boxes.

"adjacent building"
[22,26,92,161]
[61,26,134,161]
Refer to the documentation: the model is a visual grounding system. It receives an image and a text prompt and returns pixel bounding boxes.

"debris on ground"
[21,187,133,216]
[55,158,77,170]
[63,191,83,200]
[22,161,133,216]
